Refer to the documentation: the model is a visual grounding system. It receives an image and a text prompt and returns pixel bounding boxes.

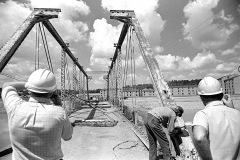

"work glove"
[71,122,76,127]
[169,127,182,136]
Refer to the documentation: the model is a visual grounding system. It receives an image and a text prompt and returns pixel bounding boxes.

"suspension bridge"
[0,8,199,160]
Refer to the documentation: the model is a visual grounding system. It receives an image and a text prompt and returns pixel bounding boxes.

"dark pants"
[145,113,171,160]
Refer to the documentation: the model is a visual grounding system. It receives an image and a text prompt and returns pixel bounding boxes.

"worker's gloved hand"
[71,122,76,127]
[222,94,234,109]
[169,127,182,136]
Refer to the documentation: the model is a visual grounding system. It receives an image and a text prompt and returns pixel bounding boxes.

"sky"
[0,0,240,90]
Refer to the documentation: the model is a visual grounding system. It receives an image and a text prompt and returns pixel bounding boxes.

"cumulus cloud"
[0,0,90,86]
[155,54,178,71]
[0,0,31,43]
[222,42,240,55]
[183,0,239,49]
[90,57,111,70]
[153,46,164,53]
[89,17,152,70]
[30,0,90,19]
[56,20,89,42]
[88,0,165,70]
[216,62,238,73]
[179,51,219,70]
[154,51,219,71]
[0,0,90,44]
[89,18,121,59]
[101,0,165,38]
[134,55,145,68]
[30,0,90,42]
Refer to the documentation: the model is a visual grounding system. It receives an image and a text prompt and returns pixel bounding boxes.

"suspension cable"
[123,26,132,88]
[132,29,137,108]
[123,31,129,89]
[129,27,136,110]
[39,23,53,73]
[35,24,40,70]
[64,56,72,94]
[41,23,54,73]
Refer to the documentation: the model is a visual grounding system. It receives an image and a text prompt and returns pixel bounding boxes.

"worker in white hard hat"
[192,76,240,160]
[1,69,73,160]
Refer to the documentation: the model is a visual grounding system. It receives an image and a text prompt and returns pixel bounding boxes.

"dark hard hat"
[172,106,184,116]
[176,106,184,114]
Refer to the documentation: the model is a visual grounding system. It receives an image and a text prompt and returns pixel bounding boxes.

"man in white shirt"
[2,69,73,160]
[193,76,240,160]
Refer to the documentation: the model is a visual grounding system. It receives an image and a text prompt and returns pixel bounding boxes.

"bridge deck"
[61,102,149,160]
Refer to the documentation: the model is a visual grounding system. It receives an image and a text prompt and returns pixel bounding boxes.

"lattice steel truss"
[61,48,66,108]
[78,71,83,103]
[113,62,117,105]
[117,48,123,110]
[109,69,113,103]
[72,60,76,110]
[79,72,83,100]
[82,75,86,100]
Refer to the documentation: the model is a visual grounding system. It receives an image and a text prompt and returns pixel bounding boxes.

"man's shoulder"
[48,104,66,112]
[35,103,66,114]
[197,104,240,118]
[162,107,176,116]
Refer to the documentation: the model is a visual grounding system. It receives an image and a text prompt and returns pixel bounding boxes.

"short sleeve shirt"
[148,107,176,132]
[2,86,73,160]
[193,101,240,160]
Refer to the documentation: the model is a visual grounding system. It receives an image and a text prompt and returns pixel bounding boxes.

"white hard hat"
[198,76,222,95]
[25,69,57,93]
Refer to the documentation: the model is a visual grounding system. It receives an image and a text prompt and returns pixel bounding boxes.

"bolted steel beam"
[42,20,88,78]
[0,8,60,73]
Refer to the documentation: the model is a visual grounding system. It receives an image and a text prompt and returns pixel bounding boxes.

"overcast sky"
[0,0,240,90]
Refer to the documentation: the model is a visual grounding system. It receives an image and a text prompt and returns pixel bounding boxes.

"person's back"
[148,106,176,128]
[8,98,71,159]
[197,102,240,159]
[2,69,73,160]
[193,76,240,160]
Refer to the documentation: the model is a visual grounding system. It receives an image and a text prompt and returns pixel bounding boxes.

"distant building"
[100,85,198,98]
[123,88,139,97]
[100,89,107,100]
[99,75,240,99]
[140,88,155,97]
[218,74,240,95]
[170,85,198,96]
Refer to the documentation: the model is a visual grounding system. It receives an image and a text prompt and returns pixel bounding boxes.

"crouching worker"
[144,105,184,160]
[1,69,73,160]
